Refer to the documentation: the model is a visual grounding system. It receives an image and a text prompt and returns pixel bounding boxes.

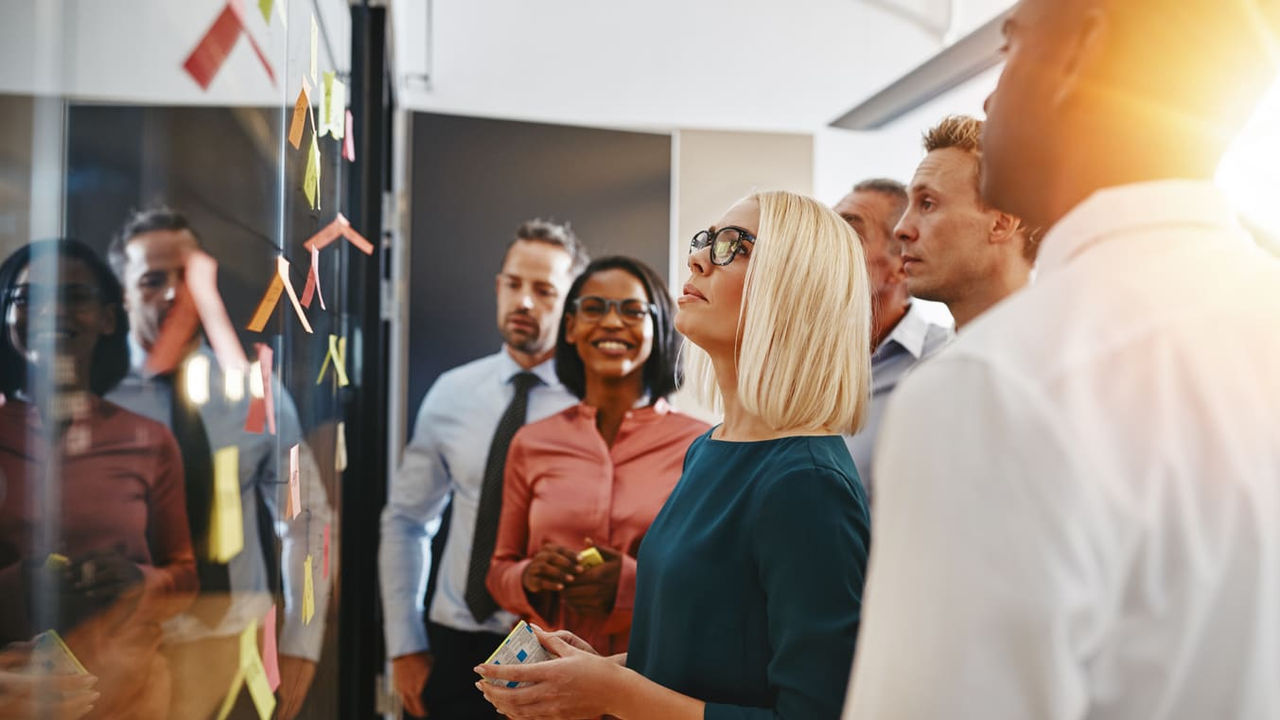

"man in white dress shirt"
[380,220,585,718]
[845,1,1280,719]
[894,115,1035,330]
[834,179,952,496]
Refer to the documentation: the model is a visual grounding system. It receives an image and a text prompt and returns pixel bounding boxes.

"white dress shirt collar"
[876,301,937,361]
[1036,179,1249,275]
[494,345,560,388]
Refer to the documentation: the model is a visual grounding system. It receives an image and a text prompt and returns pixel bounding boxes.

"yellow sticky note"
[321,71,346,139]
[303,554,315,624]
[214,671,245,720]
[304,133,320,210]
[316,334,349,387]
[210,446,244,563]
[310,15,318,82]
[258,0,273,23]
[238,619,276,720]
[335,421,347,472]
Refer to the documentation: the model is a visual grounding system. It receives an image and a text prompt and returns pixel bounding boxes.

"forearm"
[607,664,704,720]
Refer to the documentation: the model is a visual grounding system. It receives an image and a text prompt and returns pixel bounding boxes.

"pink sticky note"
[322,523,331,580]
[263,605,281,691]
[276,256,314,334]
[288,444,301,520]
[342,111,355,162]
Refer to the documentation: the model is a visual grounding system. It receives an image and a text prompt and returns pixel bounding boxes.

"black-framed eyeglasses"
[690,226,755,266]
[570,296,655,324]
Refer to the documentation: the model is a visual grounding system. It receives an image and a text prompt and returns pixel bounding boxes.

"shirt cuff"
[383,606,431,657]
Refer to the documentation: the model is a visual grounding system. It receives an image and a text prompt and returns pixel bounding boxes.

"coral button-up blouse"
[487,399,708,655]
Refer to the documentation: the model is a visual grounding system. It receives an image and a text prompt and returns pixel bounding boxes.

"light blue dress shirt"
[107,337,332,660]
[843,301,952,499]
[378,349,577,657]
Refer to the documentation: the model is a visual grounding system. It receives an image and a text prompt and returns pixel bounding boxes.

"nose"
[687,246,711,276]
[894,216,916,245]
[517,292,534,310]
[600,305,625,328]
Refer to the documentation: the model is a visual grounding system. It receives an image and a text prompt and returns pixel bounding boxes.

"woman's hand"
[521,543,582,594]
[474,626,621,720]
[563,542,622,616]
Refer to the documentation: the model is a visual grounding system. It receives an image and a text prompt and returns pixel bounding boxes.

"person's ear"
[1053,4,1109,110]
[989,211,1022,246]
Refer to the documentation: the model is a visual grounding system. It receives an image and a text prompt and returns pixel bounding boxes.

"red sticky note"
[288,444,301,520]
[302,213,374,256]
[145,284,200,376]
[244,343,278,435]
[322,523,331,580]
[342,110,355,162]
[263,604,280,692]
[182,5,241,91]
[300,244,325,310]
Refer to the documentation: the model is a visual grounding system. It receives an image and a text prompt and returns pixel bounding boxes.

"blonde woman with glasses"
[476,191,873,720]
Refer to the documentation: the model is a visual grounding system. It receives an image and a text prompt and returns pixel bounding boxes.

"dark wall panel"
[408,112,672,424]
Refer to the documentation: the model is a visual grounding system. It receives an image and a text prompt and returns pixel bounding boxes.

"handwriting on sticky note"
[211,446,244,562]
[288,86,308,150]
[303,554,315,624]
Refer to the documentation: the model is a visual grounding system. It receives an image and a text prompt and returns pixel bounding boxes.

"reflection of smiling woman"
[478,191,873,720]
[486,256,709,657]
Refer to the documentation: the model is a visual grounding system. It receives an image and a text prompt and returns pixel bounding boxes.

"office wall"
[406,112,672,425]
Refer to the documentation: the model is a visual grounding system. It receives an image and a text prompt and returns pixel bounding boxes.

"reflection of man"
[106,208,331,720]
[380,220,586,719]
[846,2,1280,719]
[834,179,951,496]
[894,115,1034,330]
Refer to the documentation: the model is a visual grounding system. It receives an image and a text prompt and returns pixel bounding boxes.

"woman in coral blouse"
[487,256,709,655]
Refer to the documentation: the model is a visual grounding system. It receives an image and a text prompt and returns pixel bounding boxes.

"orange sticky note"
[288,444,301,520]
[186,251,250,375]
[246,272,283,333]
[303,213,374,255]
[276,256,314,333]
[287,86,308,150]
[146,283,200,375]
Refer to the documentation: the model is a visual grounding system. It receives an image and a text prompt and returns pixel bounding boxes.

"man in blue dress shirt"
[835,179,952,498]
[379,220,587,718]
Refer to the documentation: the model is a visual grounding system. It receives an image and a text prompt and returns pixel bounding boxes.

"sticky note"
[310,15,318,83]
[246,272,283,333]
[210,446,244,562]
[303,555,315,624]
[321,72,346,139]
[145,283,200,375]
[263,605,281,691]
[322,523,331,580]
[186,251,250,375]
[304,132,321,210]
[316,334,349,387]
[288,86,309,150]
[302,213,374,255]
[276,256,314,333]
[238,619,276,720]
[335,421,347,472]
[288,444,301,520]
[183,1,277,91]
[244,344,278,435]
[213,671,245,720]
[258,0,273,23]
[342,110,355,161]
[300,244,325,310]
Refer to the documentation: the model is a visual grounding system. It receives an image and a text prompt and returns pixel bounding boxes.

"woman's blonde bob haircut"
[683,190,872,435]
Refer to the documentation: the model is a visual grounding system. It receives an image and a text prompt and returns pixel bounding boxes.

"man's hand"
[392,651,434,718]
[563,543,621,616]
[521,543,581,594]
[275,655,317,720]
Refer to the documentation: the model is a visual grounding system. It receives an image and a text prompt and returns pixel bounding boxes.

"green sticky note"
[258,0,273,23]
[304,133,320,210]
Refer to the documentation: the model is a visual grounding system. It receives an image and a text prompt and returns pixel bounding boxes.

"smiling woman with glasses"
[485,256,709,658]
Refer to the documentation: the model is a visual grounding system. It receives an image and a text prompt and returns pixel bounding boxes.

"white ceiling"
[389,0,1015,133]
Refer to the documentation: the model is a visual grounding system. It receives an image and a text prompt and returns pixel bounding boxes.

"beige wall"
[667,129,814,421]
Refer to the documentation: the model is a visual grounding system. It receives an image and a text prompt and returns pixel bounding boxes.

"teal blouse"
[627,430,871,720]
